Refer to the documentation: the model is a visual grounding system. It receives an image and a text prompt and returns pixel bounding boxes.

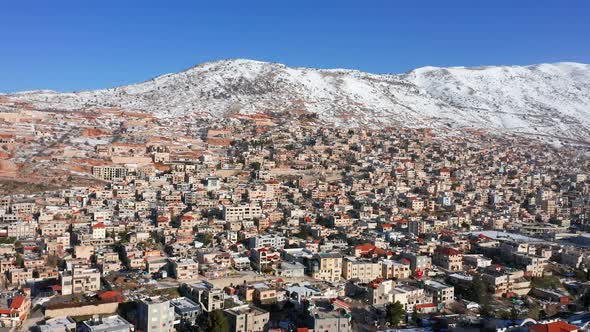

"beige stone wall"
[44,301,118,318]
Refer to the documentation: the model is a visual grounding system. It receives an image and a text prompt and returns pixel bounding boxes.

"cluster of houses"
[0,113,589,331]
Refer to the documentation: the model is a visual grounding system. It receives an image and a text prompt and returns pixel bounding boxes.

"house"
[309,252,342,282]
[0,296,31,328]
[528,320,579,332]
[224,304,270,332]
[171,297,201,325]
[433,246,463,271]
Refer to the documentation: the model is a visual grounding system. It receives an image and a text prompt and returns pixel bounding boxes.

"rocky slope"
[4,59,590,141]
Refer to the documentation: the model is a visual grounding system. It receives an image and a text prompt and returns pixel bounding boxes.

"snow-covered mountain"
[5,59,590,141]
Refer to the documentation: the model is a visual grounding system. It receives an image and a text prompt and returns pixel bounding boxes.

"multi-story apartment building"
[185,283,225,313]
[369,279,396,306]
[309,253,342,282]
[381,259,411,279]
[391,284,433,312]
[59,267,101,295]
[463,254,492,269]
[421,280,455,307]
[248,234,285,249]
[401,253,432,273]
[222,204,262,222]
[137,297,175,332]
[433,246,463,271]
[92,166,129,181]
[341,257,381,283]
[171,258,199,280]
[171,297,201,326]
[9,269,33,286]
[224,304,270,332]
[250,248,281,272]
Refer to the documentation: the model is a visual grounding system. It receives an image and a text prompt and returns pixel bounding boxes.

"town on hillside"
[0,108,589,332]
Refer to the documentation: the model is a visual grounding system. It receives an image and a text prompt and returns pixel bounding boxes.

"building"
[310,304,351,332]
[224,304,270,332]
[184,283,225,312]
[274,261,305,278]
[390,284,433,312]
[91,222,107,239]
[422,280,455,307]
[463,254,492,269]
[92,166,128,181]
[309,253,343,282]
[222,204,262,222]
[250,248,281,272]
[79,315,133,332]
[171,258,199,280]
[381,259,411,279]
[38,316,77,332]
[433,246,463,271]
[369,279,396,306]
[530,288,570,304]
[342,257,381,282]
[9,268,32,286]
[481,267,531,297]
[137,297,175,332]
[248,234,285,249]
[171,297,201,325]
[528,320,579,332]
[401,253,432,273]
[60,267,101,295]
[0,296,31,328]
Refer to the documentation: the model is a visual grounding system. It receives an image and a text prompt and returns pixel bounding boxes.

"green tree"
[250,162,261,171]
[386,301,405,327]
[468,276,487,304]
[201,233,213,246]
[15,254,24,268]
[207,310,230,332]
[479,302,493,318]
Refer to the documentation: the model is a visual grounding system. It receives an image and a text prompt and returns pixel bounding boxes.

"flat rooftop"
[171,297,200,312]
[82,315,132,331]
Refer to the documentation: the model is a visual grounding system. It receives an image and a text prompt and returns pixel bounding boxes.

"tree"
[479,302,493,318]
[468,276,487,304]
[15,254,24,268]
[201,233,213,246]
[207,310,229,332]
[386,301,405,327]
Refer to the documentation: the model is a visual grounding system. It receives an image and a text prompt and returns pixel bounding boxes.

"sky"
[1,0,589,92]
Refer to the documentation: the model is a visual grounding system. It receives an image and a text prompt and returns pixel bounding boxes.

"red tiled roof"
[98,290,122,300]
[92,222,106,229]
[355,243,376,252]
[528,321,578,332]
[435,246,462,256]
[9,296,25,309]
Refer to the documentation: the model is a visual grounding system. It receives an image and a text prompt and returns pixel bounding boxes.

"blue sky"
[1,0,589,92]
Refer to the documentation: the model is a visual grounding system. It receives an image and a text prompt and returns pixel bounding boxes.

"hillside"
[4,59,590,141]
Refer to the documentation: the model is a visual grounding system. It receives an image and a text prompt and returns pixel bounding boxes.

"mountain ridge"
[3,59,590,142]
